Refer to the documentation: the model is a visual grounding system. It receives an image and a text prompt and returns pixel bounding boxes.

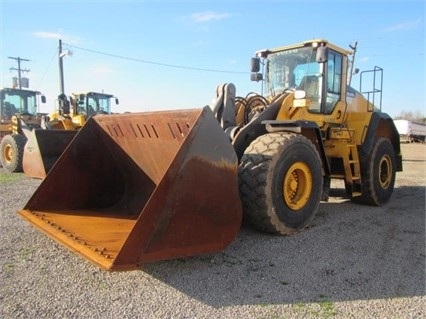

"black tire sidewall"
[0,134,26,172]
[368,138,396,205]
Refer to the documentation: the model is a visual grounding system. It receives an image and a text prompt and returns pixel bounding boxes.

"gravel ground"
[0,143,425,319]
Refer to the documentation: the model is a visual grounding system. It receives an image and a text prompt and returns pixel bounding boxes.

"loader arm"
[232,93,285,160]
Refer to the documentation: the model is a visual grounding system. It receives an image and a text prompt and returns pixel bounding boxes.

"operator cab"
[0,88,46,121]
[250,40,345,115]
[76,92,119,117]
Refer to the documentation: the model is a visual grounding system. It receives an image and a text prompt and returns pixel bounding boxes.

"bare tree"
[394,110,426,123]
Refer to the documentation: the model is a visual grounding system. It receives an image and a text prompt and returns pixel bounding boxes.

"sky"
[0,0,424,117]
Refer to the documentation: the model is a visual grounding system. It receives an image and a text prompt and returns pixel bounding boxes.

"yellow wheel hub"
[3,144,13,164]
[283,162,312,210]
[379,154,392,189]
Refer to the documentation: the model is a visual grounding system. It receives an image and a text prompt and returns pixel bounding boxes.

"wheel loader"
[20,38,120,179]
[22,91,119,179]
[0,87,52,172]
[18,39,402,271]
[47,91,119,130]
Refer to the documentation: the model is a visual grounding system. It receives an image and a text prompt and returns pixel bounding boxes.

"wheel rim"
[283,162,312,210]
[3,144,13,164]
[379,154,392,189]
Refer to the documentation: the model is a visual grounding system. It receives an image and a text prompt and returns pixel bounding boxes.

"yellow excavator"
[18,39,402,271]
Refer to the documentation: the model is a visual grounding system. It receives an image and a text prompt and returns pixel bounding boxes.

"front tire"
[238,132,323,235]
[0,134,27,172]
[352,137,396,206]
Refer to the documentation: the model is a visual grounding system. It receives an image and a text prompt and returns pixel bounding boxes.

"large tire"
[238,132,323,235]
[351,137,396,206]
[0,134,27,172]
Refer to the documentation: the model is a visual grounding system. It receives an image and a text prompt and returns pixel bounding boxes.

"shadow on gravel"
[142,185,425,307]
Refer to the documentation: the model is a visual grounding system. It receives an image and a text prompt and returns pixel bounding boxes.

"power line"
[35,47,58,91]
[8,56,30,89]
[67,44,248,74]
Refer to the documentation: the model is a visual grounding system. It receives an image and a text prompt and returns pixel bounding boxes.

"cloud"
[89,65,115,75]
[34,31,61,39]
[383,18,422,32]
[190,11,231,23]
[34,31,80,44]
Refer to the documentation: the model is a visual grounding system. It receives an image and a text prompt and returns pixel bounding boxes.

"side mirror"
[41,95,46,103]
[250,57,261,73]
[115,98,119,105]
[316,46,328,63]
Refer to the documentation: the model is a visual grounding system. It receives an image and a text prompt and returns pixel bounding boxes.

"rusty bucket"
[18,107,242,270]
[23,129,78,179]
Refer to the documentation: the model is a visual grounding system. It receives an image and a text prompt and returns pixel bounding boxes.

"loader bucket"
[23,129,78,179]
[18,106,242,271]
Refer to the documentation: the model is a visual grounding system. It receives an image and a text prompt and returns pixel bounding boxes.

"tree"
[394,110,426,123]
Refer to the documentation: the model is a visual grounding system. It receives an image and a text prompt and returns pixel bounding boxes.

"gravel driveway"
[0,143,424,319]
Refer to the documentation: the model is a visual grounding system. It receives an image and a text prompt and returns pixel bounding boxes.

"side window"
[87,97,96,116]
[294,62,321,112]
[326,51,342,114]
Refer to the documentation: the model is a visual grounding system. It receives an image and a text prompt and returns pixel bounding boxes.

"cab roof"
[255,39,352,57]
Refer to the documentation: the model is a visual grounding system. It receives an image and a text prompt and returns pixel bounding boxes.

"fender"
[232,96,282,160]
[360,112,402,171]
[233,114,330,175]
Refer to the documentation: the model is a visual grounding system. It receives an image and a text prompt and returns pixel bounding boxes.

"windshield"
[1,89,38,119]
[265,46,320,97]
[87,93,112,117]
[78,93,112,117]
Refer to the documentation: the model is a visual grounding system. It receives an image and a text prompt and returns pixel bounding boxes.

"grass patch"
[98,282,108,290]
[20,247,33,261]
[292,297,337,318]
[312,295,337,318]
[0,171,25,183]
[4,263,14,272]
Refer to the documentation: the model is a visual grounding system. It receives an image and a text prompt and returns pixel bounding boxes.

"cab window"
[326,50,343,114]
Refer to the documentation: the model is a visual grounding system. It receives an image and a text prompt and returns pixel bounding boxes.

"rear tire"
[238,132,323,235]
[0,134,26,172]
[351,137,396,206]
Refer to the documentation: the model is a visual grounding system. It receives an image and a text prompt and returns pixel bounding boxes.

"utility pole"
[8,56,30,89]
[58,39,65,95]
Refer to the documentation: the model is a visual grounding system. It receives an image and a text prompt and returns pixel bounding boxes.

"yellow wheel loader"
[18,39,402,271]
[12,37,120,179]
[47,91,119,130]
[22,91,119,179]
[0,87,50,172]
